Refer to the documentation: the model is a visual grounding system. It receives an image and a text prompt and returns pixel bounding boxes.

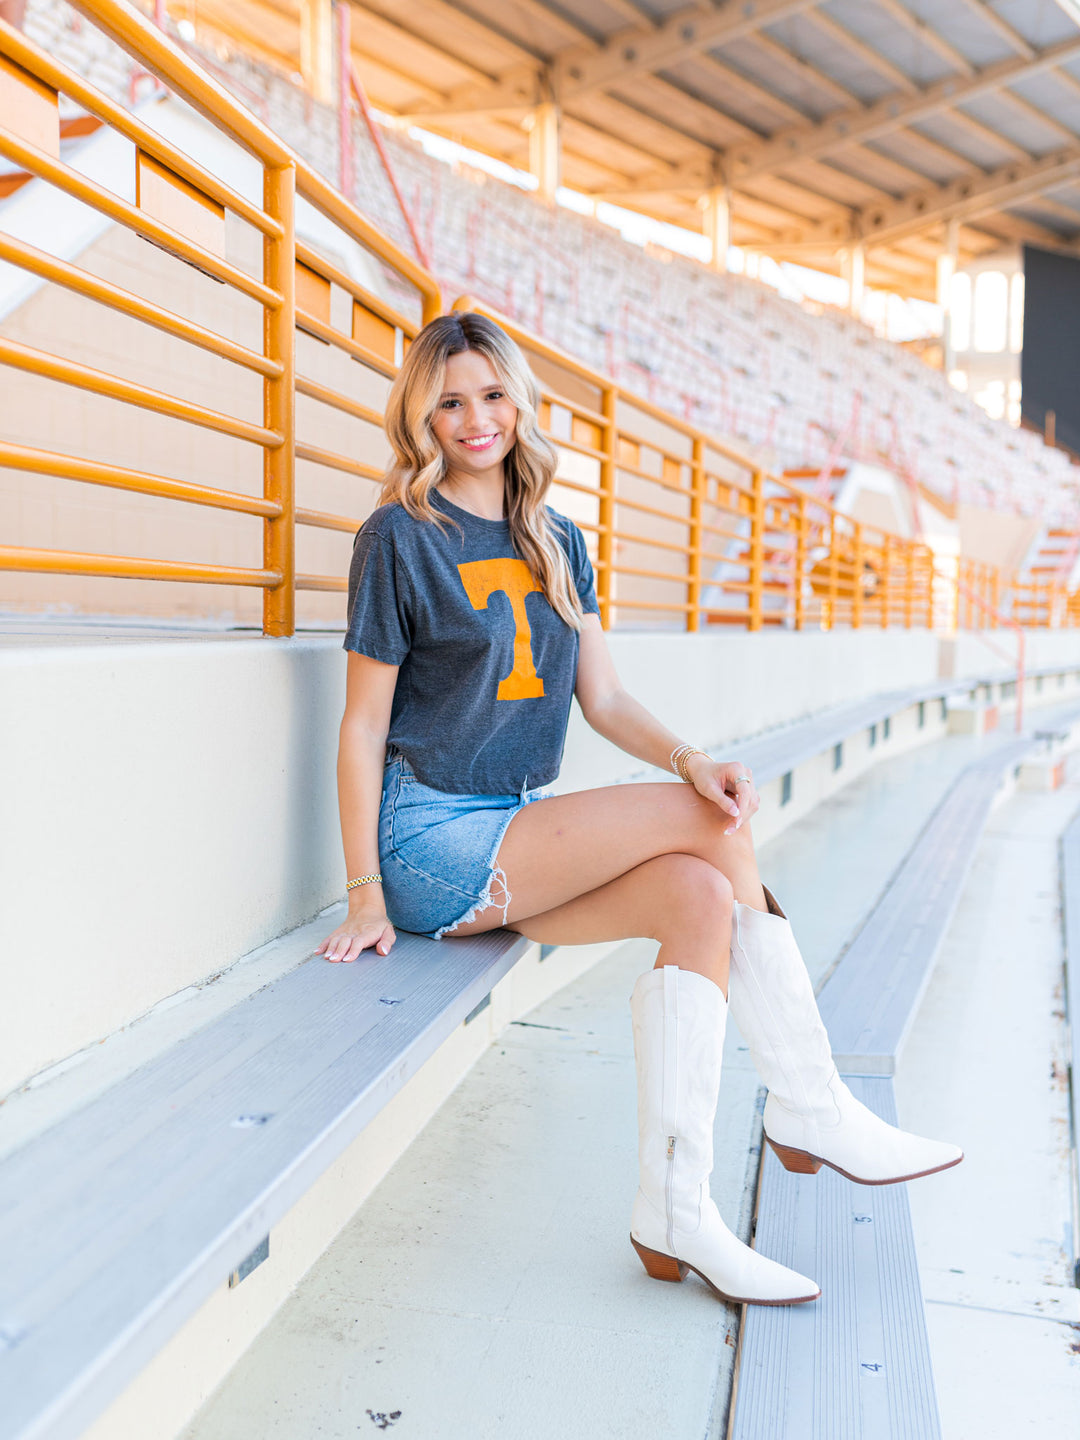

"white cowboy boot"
[630,965,820,1305]
[728,889,963,1185]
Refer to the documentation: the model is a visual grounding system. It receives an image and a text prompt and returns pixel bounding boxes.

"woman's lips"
[459,434,499,451]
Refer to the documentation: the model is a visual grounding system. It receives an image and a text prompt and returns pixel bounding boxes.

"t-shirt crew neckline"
[432,487,509,531]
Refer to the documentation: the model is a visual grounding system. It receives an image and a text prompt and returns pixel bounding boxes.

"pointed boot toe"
[631,1196,819,1306]
[764,1081,964,1186]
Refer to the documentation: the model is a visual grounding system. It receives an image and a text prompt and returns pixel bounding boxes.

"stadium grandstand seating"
[16,0,1080,541]
[3,4,1080,1440]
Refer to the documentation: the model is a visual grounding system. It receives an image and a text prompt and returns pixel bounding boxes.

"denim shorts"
[378,750,550,939]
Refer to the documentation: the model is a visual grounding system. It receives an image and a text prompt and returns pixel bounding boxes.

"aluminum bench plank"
[733,1080,939,1440]
[731,665,1079,791]
[816,735,1033,1073]
[726,681,967,788]
[0,927,528,1440]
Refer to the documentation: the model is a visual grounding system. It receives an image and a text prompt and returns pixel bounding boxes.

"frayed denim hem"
[433,862,513,940]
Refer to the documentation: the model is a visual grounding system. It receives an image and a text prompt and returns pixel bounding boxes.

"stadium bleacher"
[4,4,1080,1440]
[18,0,1080,537]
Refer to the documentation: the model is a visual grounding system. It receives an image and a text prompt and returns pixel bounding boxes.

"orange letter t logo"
[457,558,546,701]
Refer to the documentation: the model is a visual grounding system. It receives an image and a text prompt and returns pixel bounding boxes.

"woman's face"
[431,350,519,482]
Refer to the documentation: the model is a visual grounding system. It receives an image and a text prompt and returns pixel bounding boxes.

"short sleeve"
[343,528,412,663]
[558,515,600,616]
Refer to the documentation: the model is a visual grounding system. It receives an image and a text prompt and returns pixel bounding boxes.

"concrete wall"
[943,628,1080,680]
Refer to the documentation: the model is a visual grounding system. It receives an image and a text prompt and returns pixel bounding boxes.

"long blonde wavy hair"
[380,311,584,630]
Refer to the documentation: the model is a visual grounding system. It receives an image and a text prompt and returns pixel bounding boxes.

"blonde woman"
[319,312,961,1307]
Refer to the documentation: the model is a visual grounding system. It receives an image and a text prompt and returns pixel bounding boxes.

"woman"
[318,312,961,1307]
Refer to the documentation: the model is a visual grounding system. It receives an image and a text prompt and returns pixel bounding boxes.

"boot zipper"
[666,1135,677,1253]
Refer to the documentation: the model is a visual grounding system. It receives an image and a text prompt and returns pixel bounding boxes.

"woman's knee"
[648,853,734,928]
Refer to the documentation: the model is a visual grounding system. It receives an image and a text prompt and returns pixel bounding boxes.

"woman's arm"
[316,651,400,962]
[574,614,753,831]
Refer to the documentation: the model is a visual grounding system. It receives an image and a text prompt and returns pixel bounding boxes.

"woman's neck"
[438,468,508,522]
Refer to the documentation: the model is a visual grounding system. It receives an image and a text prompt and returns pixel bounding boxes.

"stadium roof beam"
[353,0,544,70]
[738,30,860,110]
[740,33,1030,184]
[724,35,1080,183]
[941,107,1031,161]
[872,0,975,77]
[955,0,1036,59]
[1019,190,1080,223]
[800,9,919,95]
[785,146,1080,248]
[998,88,1079,144]
[689,53,815,126]
[404,0,821,116]
[969,211,1080,250]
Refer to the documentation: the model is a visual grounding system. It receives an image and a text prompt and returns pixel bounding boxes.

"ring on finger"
[734,774,752,785]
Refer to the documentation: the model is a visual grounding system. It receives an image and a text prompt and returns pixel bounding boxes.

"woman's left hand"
[685,754,759,834]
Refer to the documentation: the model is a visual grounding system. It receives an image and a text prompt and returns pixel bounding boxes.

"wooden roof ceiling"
[173,0,1080,299]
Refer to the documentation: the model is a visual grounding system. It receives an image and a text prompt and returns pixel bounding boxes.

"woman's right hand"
[316,901,396,963]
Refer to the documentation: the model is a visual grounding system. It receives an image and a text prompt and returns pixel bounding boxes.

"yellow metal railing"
[0,3,1076,636]
[0,0,439,635]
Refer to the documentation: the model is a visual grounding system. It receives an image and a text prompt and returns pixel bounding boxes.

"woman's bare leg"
[507,852,734,989]
[448,781,765,980]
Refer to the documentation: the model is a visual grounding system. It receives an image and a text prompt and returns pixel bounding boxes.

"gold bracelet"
[671,745,707,782]
[669,743,696,775]
[346,873,382,891]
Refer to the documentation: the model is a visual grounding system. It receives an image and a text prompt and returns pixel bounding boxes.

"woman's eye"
[486,391,504,401]
[441,399,460,409]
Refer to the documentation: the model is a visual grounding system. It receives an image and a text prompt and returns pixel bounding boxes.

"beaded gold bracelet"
[346,873,382,891]
[670,743,707,783]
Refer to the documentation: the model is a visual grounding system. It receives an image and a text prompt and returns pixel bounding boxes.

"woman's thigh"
[449,780,761,937]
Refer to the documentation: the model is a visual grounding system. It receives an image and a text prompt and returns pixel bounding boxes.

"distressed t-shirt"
[344,489,599,794]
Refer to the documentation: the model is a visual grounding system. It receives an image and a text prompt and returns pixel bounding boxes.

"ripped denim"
[377,750,550,940]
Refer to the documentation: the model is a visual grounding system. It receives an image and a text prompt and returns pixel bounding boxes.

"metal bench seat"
[0,928,528,1440]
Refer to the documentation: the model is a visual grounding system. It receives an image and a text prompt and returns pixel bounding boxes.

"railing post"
[336,0,354,200]
[794,492,807,631]
[748,468,764,631]
[596,383,617,629]
[851,521,863,629]
[687,437,705,633]
[904,539,914,628]
[263,162,296,637]
[826,513,839,631]
[881,533,891,628]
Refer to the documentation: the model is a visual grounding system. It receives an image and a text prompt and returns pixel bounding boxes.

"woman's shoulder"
[356,500,436,549]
